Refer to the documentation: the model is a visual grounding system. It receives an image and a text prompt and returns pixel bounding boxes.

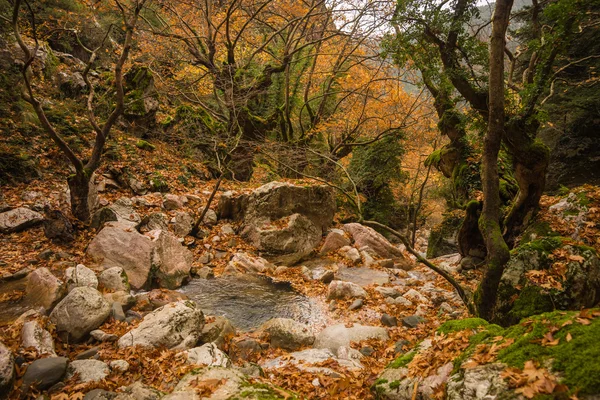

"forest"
[0,0,599,398]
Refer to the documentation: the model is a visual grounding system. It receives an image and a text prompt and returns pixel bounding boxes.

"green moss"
[520,221,559,245]
[387,350,416,369]
[508,286,554,322]
[437,318,490,334]
[236,380,297,399]
[150,172,169,192]
[374,378,388,385]
[425,149,443,167]
[517,236,563,255]
[136,139,155,151]
[388,380,401,390]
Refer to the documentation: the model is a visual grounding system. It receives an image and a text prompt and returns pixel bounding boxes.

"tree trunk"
[67,171,93,223]
[476,0,513,320]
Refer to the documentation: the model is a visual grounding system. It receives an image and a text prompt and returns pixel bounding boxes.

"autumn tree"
[11,0,148,222]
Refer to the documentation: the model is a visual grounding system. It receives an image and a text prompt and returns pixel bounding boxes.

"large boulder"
[49,287,111,341]
[26,267,65,311]
[342,223,406,261]
[218,182,336,264]
[151,230,193,289]
[314,324,388,355]
[118,301,204,350]
[0,207,43,233]
[258,318,315,351]
[0,342,14,398]
[87,223,154,290]
[495,237,600,325]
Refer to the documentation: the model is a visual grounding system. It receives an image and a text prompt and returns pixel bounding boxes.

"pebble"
[348,299,364,310]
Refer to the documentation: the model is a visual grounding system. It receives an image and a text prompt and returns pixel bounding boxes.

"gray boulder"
[151,230,193,289]
[98,267,130,292]
[0,342,14,398]
[259,318,314,351]
[118,301,204,350]
[0,207,43,233]
[65,264,98,292]
[50,287,111,341]
[26,267,65,311]
[87,223,154,290]
[66,360,109,383]
[22,357,68,391]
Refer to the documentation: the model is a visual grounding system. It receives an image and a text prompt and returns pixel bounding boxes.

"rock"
[98,267,130,292]
[199,316,236,350]
[402,315,425,329]
[57,71,86,96]
[184,343,231,367]
[0,207,43,233]
[103,291,136,310]
[202,209,218,226]
[163,194,187,211]
[194,266,214,279]
[218,183,336,264]
[144,289,188,309]
[360,346,375,357]
[22,357,68,391]
[66,360,109,383]
[198,252,212,264]
[259,318,315,351]
[496,239,600,325]
[261,348,362,373]
[84,389,115,400]
[460,256,482,270]
[87,223,155,290]
[220,224,235,236]
[91,197,140,229]
[319,229,351,255]
[314,324,388,355]
[232,338,263,360]
[171,212,193,237]
[386,296,413,307]
[75,347,99,360]
[0,342,14,397]
[348,299,363,310]
[49,287,111,341]
[446,362,511,400]
[21,320,55,356]
[327,280,367,300]
[403,288,430,304]
[339,246,362,264]
[109,360,129,373]
[381,314,397,327]
[90,330,118,343]
[342,223,406,261]
[26,267,65,311]
[426,212,463,258]
[139,212,169,233]
[375,286,401,298]
[152,230,193,289]
[373,361,453,399]
[115,381,161,400]
[168,367,289,400]
[313,269,335,283]
[42,207,74,243]
[228,252,274,274]
[111,302,126,321]
[65,264,98,292]
[118,301,204,350]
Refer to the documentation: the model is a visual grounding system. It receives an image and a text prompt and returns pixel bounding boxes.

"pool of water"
[179,275,329,332]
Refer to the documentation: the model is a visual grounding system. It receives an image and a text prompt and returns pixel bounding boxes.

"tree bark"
[476,0,513,320]
[67,171,93,223]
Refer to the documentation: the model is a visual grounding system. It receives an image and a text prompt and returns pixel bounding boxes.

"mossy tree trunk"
[476,0,513,320]
[67,171,93,223]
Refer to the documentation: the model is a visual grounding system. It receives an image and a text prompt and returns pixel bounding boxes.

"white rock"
[66,359,109,383]
[21,320,56,356]
[64,264,98,292]
[109,360,130,373]
[184,343,231,367]
[98,267,130,292]
[314,324,389,354]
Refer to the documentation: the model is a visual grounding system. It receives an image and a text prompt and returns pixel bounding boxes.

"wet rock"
[0,342,14,397]
[49,287,111,341]
[259,318,315,351]
[98,267,130,292]
[446,362,510,400]
[66,360,109,383]
[26,267,65,311]
[348,299,363,310]
[184,343,231,367]
[319,229,351,255]
[21,320,55,356]
[87,223,154,290]
[152,230,193,289]
[118,301,204,350]
[402,315,425,329]
[64,264,98,292]
[22,357,68,391]
[314,324,388,355]
[342,223,406,261]
[0,207,43,233]
[327,280,367,300]
[381,314,397,327]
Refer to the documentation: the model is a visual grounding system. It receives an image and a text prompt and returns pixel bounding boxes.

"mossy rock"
[0,152,41,184]
[135,140,155,152]
[495,237,600,325]
[426,210,465,258]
